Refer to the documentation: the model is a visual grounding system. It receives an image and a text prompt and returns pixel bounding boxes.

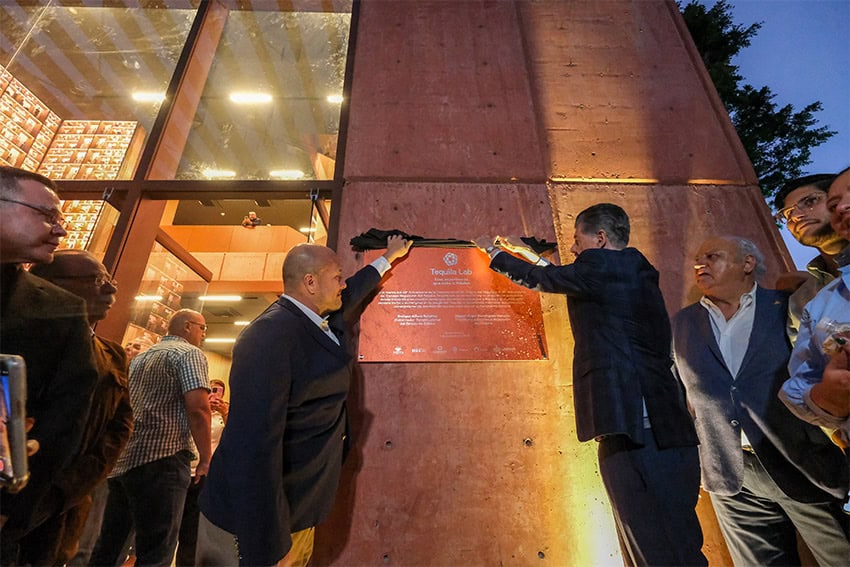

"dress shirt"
[700,283,758,448]
[699,283,757,378]
[281,256,392,345]
[788,254,837,344]
[780,246,850,442]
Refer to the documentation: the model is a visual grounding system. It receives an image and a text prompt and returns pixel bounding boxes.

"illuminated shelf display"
[38,120,145,180]
[0,65,62,170]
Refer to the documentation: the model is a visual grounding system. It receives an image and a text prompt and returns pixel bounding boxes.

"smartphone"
[0,354,29,491]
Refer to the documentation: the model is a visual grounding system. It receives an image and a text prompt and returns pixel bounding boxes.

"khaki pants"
[196,512,314,567]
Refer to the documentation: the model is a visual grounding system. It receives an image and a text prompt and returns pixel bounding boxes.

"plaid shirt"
[110,335,209,476]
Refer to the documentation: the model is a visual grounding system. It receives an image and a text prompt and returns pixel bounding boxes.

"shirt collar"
[281,294,328,330]
[700,282,757,313]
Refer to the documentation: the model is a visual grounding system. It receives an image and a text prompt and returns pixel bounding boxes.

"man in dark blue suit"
[476,203,705,567]
[672,236,849,566]
[198,236,410,566]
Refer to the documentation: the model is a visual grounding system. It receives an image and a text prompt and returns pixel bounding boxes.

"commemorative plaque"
[359,248,548,361]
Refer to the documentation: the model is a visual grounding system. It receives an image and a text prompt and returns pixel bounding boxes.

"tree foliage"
[680,1,835,199]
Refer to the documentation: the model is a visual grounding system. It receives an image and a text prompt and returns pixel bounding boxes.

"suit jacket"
[671,286,848,501]
[200,264,383,565]
[0,266,98,537]
[491,248,698,448]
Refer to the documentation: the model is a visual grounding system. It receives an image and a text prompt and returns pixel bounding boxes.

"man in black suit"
[0,166,98,564]
[475,203,705,566]
[198,236,411,566]
[672,236,849,566]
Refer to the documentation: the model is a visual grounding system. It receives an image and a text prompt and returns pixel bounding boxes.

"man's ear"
[742,254,756,275]
[303,273,316,293]
[596,230,608,248]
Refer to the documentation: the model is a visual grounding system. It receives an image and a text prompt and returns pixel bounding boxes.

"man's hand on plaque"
[383,234,413,263]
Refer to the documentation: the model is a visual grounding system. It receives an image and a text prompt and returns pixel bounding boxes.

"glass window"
[125,240,208,347]
[169,3,352,181]
[0,1,197,177]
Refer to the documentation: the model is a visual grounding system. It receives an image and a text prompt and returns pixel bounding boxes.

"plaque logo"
[443,252,458,266]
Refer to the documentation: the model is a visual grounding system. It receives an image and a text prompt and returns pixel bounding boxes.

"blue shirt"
[779,246,850,442]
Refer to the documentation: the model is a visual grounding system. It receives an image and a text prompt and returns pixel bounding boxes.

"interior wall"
[318,1,793,565]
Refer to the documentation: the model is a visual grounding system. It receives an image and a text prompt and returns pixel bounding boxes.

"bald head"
[282,244,346,315]
[168,309,206,347]
[30,249,117,324]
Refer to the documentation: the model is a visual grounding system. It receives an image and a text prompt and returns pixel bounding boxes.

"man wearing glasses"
[20,250,133,565]
[773,173,847,341]
[91,309,211,567]
[0,166,98,565]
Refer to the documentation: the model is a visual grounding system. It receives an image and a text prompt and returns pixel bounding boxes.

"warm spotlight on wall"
[326,94,344,104]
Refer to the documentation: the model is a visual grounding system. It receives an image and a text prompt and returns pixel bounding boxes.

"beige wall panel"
[344,1,546,180]
[519,0,756,184]
[219,252,266,281]
[263,253,287,282]
[192,252,225,280]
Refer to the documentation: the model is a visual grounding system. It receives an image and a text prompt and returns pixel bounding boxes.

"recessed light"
[203,169,236,178]
[269,169,305,179]
[229,92,272,104]
[234,321,250,326]
[326,94,343,104]
[204,338,237,343]
[132,91,165,103]
[299,227,317,233]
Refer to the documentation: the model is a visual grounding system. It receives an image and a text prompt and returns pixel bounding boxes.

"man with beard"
[781,166,850,447]
[773,174,847,341]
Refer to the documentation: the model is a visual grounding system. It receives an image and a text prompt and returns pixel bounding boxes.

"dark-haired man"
[782,166,850,445]
[0,166,98,565]
[475,203,705,566]
[773,173,847,341]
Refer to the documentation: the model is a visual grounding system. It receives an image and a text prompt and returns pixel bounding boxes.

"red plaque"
[359,248,548,361]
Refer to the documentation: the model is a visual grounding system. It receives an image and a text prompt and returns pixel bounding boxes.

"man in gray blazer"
[672,236,849,566]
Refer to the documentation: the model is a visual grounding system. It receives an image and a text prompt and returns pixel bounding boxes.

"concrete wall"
[317,2,792,565]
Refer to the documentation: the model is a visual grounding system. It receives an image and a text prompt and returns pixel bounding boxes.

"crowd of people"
[0,161,848,566]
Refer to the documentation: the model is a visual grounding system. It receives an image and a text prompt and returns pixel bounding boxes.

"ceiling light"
[269,169,305,179]
[204,338,237,344]
[132,91,165,103]
[203,169,236,178]
[326,94,343,104]
[234,321,251,326]
[135,295,163,301]
[299,227,317,233]
[199,295,242,301]
[229,92,272,104]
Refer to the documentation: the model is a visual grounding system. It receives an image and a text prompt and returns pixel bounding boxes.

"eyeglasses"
[53,273,117,288]
[187,321,208,331]
[775,192,826,224]
[0,197,66,228]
